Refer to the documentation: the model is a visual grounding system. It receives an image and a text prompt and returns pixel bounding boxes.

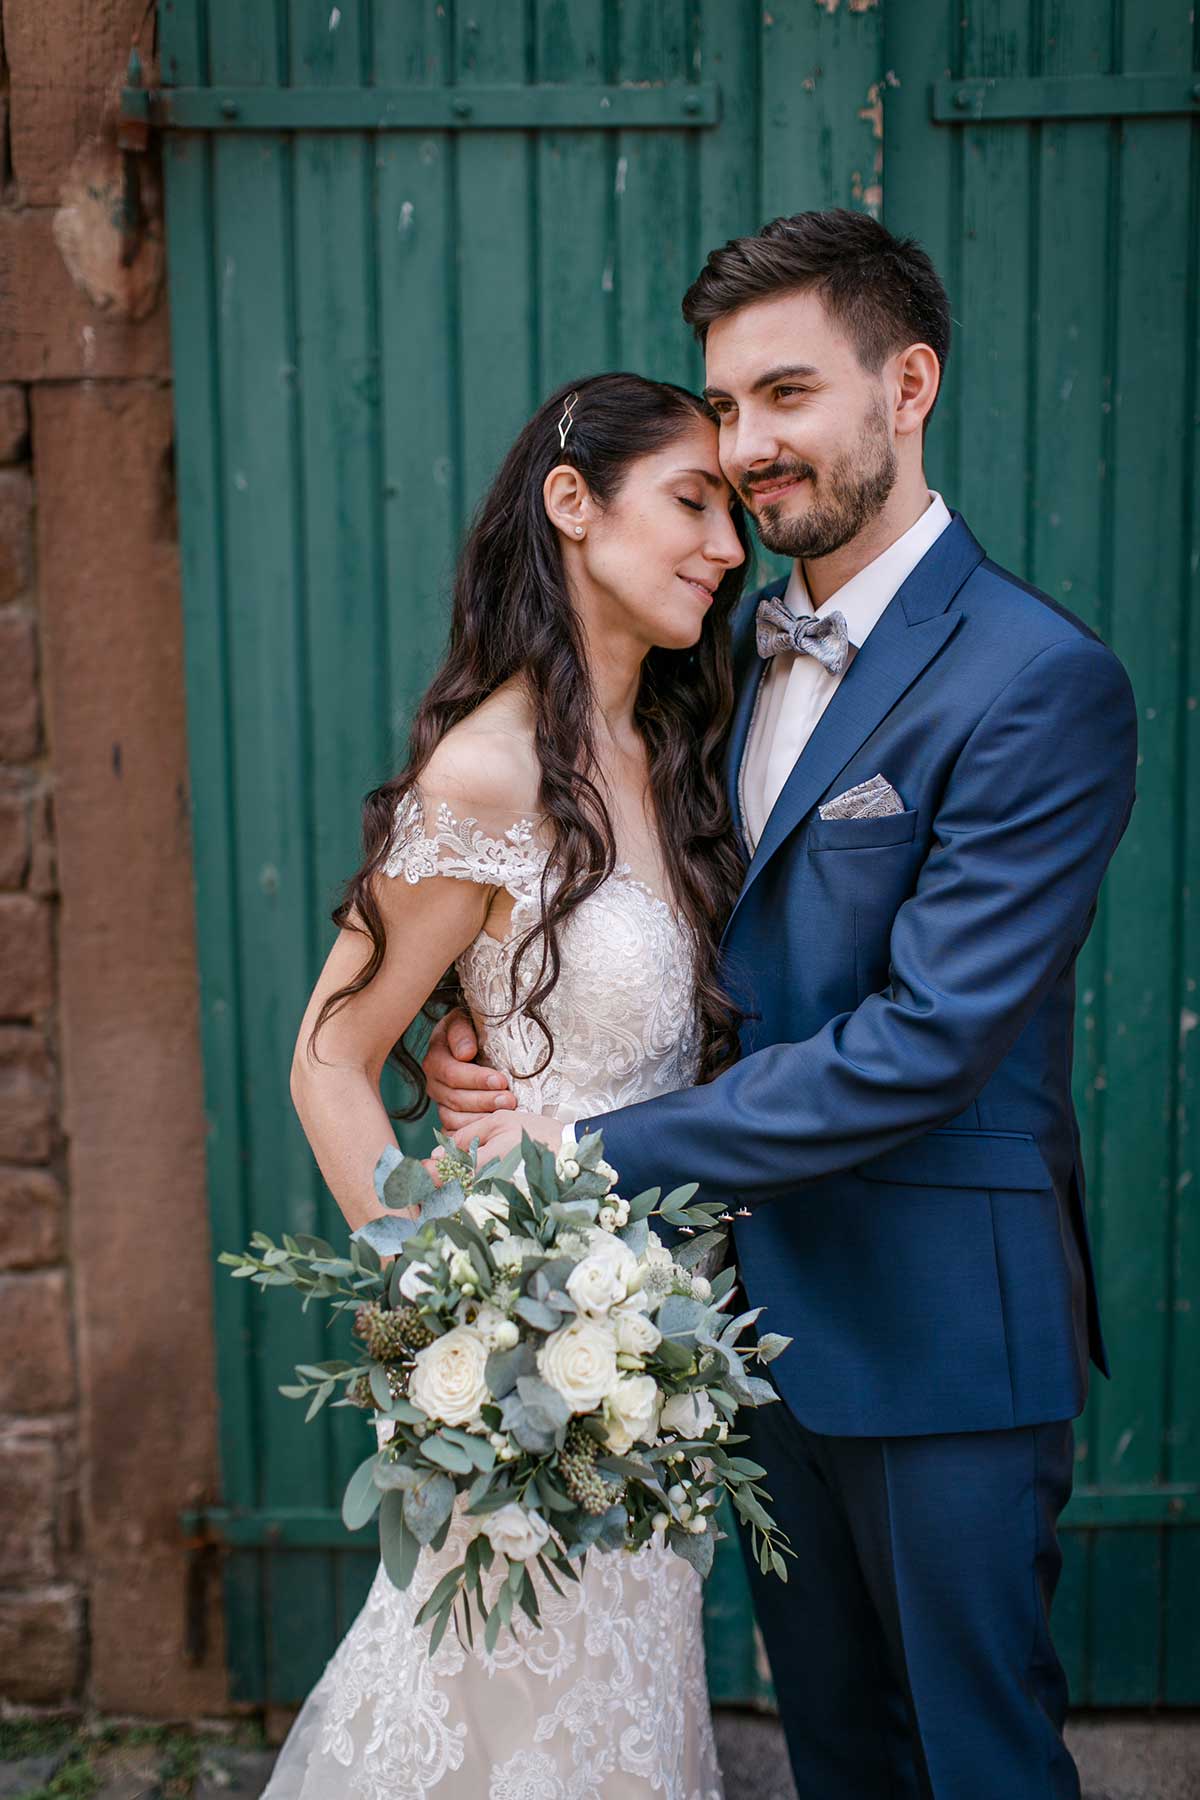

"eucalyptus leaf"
[719,1306,764,1342]
[754,1332,793,1363]
[403,1469,456,1543]
[369,1364,396,1411]
[373,1457,420,1492]
[669,1522,715,1578]
[620,1217,649,1257]
[373,1143,404,1206]
[342,1453,383,1531]
[382,1154,438,1214]
[514,1296,561,1333]
[352,1212,419,1257]
[417,1177,468,1224]
[656,1294,708,1339]
[485,1338,537,1399]
[379,1489,421,1590]
[626,1187,661,1223]
[420,1434,474,1474]
[516,1374,570,1427]
[674,1229,726,1270]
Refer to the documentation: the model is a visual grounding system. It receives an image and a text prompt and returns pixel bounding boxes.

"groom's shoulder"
[961,550,1111,660]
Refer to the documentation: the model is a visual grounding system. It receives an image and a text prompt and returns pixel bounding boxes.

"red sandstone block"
[0,469,34,605]
[0,1165,64,1268]
[0,1028,55,1162]
[0,779,30,888]
[0,388,30,464]
[0,611,39,760]
[0,1430,60,1581]
[0,1270,75,1413]
[0,1586,83,1702]
[0,893,53,1019]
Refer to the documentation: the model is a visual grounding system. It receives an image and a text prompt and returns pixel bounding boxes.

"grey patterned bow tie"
[755,594,851,674]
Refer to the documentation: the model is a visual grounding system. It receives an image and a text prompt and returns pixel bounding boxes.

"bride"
[269,371,747,1800]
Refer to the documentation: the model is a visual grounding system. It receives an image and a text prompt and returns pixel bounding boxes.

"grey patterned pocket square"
[818,773,905,822]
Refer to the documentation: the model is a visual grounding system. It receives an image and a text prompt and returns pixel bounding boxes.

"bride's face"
[567,419,744,654]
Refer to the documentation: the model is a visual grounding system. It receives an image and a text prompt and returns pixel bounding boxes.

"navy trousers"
[734,1388,1079,1799]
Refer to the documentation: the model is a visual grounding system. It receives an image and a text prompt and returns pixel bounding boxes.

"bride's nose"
[706,509,745,570]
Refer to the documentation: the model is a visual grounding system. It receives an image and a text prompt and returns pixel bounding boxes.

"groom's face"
[702,289,897,560]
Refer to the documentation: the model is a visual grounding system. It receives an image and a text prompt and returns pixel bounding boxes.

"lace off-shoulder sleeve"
[382,787,547,894]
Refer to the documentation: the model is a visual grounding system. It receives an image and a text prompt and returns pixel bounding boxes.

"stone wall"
[0,0,227,1716]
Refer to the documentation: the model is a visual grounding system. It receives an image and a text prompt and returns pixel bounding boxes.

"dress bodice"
[383,789,701,1123]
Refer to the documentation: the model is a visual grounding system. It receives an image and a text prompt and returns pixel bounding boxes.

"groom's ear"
[543,464,594,540]
[891,342,941,441]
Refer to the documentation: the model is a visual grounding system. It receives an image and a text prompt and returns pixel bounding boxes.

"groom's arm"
[578,635,1137,1206]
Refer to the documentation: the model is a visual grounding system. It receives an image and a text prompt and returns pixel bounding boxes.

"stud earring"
[574,525,584,537]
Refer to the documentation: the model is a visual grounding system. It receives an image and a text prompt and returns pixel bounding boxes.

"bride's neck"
[580,628,644,752]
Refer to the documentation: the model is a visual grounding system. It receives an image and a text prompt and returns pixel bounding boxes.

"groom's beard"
[742,396,898,560]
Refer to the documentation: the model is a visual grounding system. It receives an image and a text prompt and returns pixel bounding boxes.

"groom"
[424,210,1137,1797]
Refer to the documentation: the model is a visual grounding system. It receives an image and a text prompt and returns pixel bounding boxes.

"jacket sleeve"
[580,634,1138,1205]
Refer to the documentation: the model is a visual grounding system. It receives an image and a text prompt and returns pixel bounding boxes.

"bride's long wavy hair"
[309,372,750,1116]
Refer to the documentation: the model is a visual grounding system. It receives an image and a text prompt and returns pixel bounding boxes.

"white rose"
[566,1251,633,1318]
[583,1230,639,1279]
[537,1317,619,1413]
[480,1501,550,1562]
[398,1258,434,1302]
[408,1325,490,1427]
[613,1309,662,1356]
[659,1390,717,1438]
[602,1374,661,1454]
[463,1188,510,1232]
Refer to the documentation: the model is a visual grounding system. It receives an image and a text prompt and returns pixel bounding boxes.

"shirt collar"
[782,491,953,649]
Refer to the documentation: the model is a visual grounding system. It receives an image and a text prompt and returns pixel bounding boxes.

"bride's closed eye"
[676,496,706,512]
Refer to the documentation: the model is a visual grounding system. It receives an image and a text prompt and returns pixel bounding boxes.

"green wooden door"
[151,0,1197,1708]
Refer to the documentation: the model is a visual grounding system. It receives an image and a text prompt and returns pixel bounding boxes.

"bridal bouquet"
[220,1128,792,1655]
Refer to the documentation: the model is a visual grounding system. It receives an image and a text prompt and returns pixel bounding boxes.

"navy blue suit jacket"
[581,515,1138,1437]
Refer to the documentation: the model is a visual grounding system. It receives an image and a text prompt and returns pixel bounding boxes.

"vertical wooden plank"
[1083,0,1194,1703]
[159,0,269,1711]
[372,2,457,738]
[280,0,383,1691]
[534,0,613,390]
[953,0,1035,571]
[455,1,537,506]
[1165,27,1200,1707]
[1089,1531,1165,1706]
[880,0,962,500]
[614,0,695,386]
[758,0,884,224]
[206,0,341,1704]
[1030,18,1117,1647]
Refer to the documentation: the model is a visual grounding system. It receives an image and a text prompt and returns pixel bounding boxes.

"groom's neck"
[801,463,934,608]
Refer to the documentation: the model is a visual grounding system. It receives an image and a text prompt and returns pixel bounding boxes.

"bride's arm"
[290,871,493,1234]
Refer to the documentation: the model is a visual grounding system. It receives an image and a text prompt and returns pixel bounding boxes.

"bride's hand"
[451,1111,563,1161]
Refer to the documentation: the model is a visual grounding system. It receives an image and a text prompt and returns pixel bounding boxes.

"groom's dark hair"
[683,208,951,397]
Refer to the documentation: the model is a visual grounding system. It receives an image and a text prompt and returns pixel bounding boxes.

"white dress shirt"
[740,492,953,851]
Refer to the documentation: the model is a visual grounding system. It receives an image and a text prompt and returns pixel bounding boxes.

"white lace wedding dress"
[261,785,725,1800]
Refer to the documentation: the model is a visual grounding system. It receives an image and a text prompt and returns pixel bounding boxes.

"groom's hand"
[424,1008,516,1129]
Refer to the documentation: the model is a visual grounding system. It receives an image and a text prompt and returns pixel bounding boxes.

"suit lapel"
[721,514,984,947]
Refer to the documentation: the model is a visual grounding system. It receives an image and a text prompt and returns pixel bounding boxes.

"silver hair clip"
[557,391,579,451]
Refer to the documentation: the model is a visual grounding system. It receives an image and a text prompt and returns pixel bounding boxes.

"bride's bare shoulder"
[416,682,541,822]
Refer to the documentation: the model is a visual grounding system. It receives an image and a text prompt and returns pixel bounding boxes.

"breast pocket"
[807,807,919,852]
[803,808,922,998]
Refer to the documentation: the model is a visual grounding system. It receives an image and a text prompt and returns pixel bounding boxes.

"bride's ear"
[543,465,594,542]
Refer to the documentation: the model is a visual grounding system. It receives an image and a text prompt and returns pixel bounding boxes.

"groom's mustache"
[736,459,818,507]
